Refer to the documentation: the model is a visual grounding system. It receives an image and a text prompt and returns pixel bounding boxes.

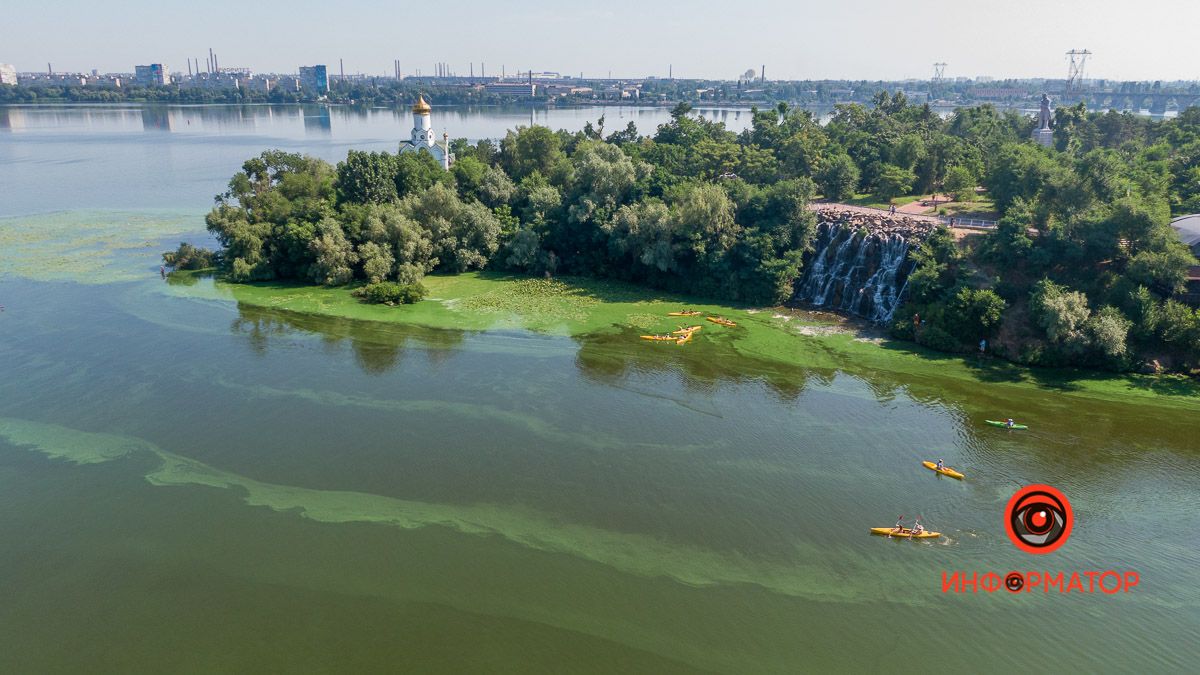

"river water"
[1,104,1198,673]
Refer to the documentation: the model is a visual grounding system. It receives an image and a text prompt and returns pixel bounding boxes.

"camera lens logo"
[1005,484,1072,554]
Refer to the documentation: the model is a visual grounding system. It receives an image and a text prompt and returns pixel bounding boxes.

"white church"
[398,95,454,169]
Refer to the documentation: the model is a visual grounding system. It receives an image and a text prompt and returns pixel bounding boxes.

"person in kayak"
[893,516,905,533]
[935,459,945,471]
[910,521,925,536]
[1005,418,1015,428]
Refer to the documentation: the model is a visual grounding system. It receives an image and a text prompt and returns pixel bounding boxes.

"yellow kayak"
[707,316,737,327]
[870,527,941,539]
[675,332,694,345]
[640,335,676,342]
[668,310,701,317]
[922,461,964,479]
[671,325,702,335]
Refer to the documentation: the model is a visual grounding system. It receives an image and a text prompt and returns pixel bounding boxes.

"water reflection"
[303,106,332,136]
[231,302,466,374]
[572,327,826,402]
[141,106,173,132]
[0,102,760,141]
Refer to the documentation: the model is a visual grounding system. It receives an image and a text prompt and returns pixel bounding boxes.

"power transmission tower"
[932,62,947,84]
[1065,49,1091,93]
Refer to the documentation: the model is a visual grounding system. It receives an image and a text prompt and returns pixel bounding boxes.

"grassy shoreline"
[186,271,1200,410]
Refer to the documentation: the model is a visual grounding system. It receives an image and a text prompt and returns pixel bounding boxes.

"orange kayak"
[922,461,964,479]
[870,527,941,539]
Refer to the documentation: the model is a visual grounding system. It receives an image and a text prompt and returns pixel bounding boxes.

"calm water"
[0,103,755,218]
[1,105,1199,673]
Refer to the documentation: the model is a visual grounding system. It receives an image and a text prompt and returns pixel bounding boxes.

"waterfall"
[794,221,915,324]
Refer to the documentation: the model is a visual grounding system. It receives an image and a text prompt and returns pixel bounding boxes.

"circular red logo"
[1004,484,1072,554]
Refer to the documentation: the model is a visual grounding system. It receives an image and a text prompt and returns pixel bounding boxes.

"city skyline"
[7,0,1200,82]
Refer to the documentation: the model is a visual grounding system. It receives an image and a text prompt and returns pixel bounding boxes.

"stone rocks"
[812,207,936,242]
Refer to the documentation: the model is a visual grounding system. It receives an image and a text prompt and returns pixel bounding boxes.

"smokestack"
[340,58,344,81]
[669,64,673,79]
[187,60,192,77]
[761,64,765,82]
[208,48,213,74]
[48,62,52,75]
[482,62,485,78]
[470,63,474,79]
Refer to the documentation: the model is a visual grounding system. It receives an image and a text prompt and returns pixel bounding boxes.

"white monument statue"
[1032,93,1054,148]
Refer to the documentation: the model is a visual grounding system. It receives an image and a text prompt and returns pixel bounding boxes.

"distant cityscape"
[2,54,1200,112]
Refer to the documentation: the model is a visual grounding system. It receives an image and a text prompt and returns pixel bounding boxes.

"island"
[183,94,1200,377]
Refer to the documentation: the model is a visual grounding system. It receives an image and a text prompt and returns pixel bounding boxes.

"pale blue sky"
[7,0,1199,81]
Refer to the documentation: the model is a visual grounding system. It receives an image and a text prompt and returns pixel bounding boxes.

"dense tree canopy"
[205,95,1200,371]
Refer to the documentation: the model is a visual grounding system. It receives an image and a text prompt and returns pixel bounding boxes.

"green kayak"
[986,420,1028,430]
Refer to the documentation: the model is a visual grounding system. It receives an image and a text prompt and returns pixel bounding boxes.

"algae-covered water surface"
[2,105,1199,673]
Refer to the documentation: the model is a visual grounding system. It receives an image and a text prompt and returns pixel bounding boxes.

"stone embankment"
[811,206,936,241]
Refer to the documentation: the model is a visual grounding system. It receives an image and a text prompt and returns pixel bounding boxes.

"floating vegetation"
[0,210,205,283]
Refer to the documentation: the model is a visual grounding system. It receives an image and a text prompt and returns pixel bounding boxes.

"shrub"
[916,325,961,352]
[162,242,216,270]
[353,281,428,305]
[945,287,1006,339]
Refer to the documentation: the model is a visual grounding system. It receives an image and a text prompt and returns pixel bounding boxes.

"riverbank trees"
[202,96,1200,372]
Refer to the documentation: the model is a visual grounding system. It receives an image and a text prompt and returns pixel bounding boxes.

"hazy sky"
[7,0,1199,81]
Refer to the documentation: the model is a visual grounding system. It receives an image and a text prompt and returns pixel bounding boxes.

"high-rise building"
[0,63,19,86]
[134,64,169,86]
[298,65,329,93]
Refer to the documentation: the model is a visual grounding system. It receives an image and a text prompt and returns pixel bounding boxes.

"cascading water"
[794,221,915,324]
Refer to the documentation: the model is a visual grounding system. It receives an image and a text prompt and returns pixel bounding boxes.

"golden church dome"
[412,95,432,114]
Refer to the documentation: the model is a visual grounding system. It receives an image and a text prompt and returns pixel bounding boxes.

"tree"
[874,164,916,201]
[477,166,516,208]
[399,183,500,273]
[1030,279,1091,345]
[942,165,976,201]
[817,154,860,201]
[308,218,358,285]
[450,155,488,201]
[500,126,566,180]
[674,183,740,270]
[1086,306,1131,358]
[1125,246,1193,296]
[357,241,395,283]
[394,151,454,197]
[336,150,399,205]
[603,200,677,275]
[946,288,1007,338]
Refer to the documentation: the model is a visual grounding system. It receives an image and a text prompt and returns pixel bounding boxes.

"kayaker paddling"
[935,459,945,471]
[1006,418,1015,428]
